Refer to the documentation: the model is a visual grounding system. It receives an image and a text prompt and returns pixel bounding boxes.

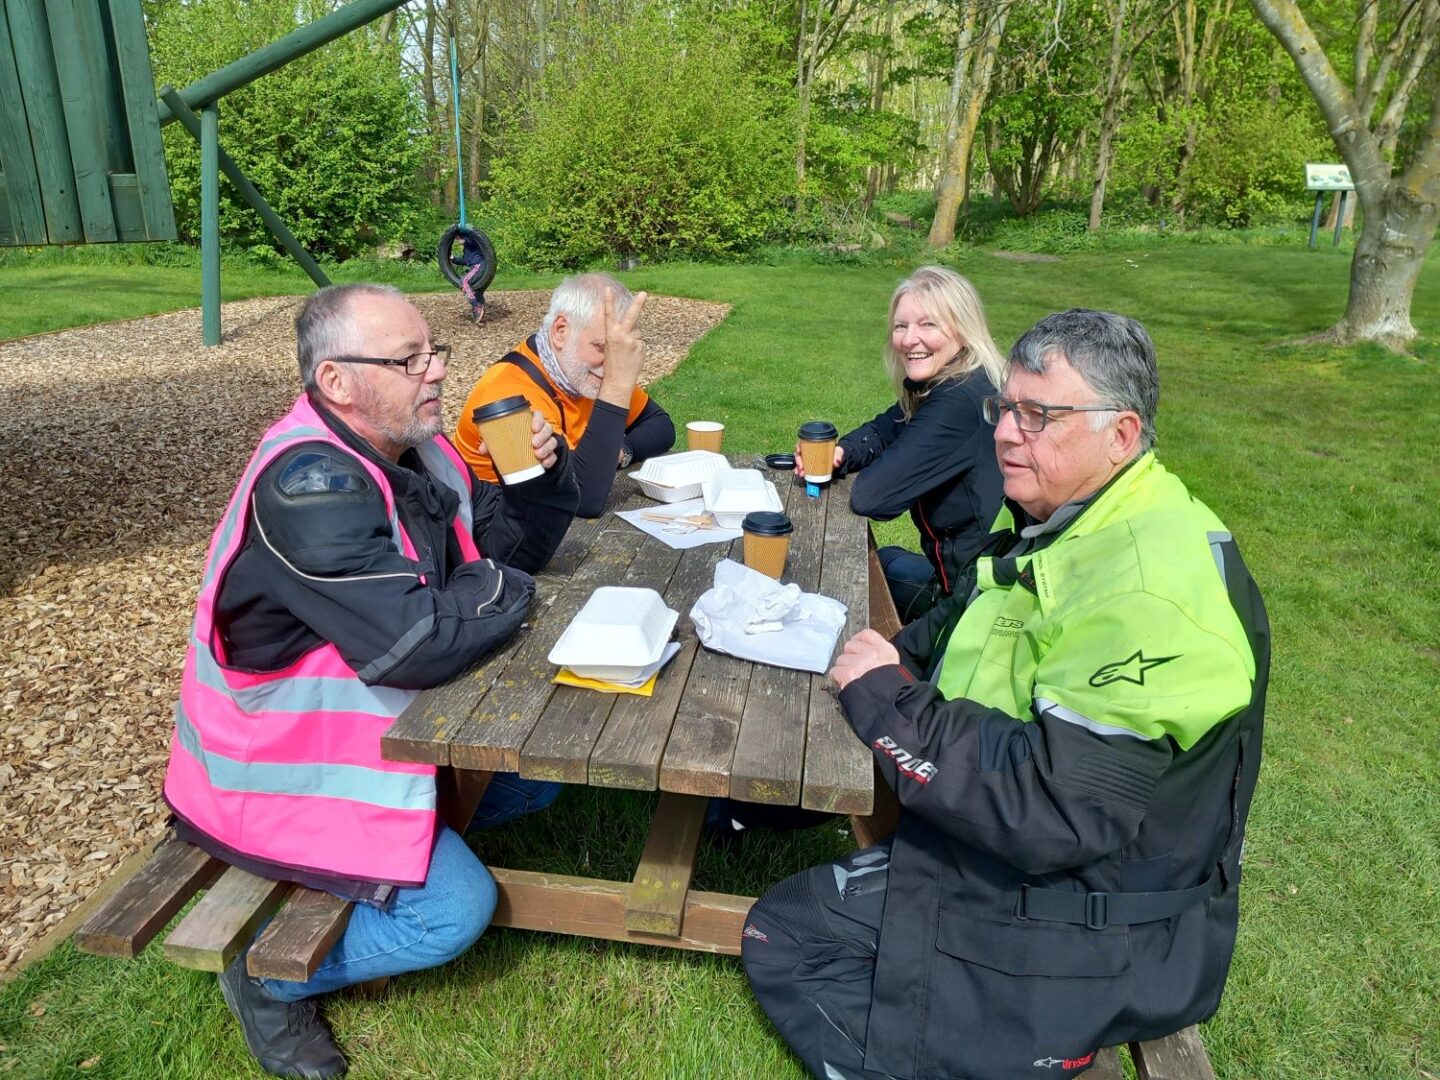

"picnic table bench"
[68,457,1213,1076]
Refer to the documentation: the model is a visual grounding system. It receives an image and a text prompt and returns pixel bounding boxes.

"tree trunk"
[1250,0,1440,349]
[863,4,895,207]
[1334,180,1439,348]
[930,1,1009,246]
[1089,0,1130,230]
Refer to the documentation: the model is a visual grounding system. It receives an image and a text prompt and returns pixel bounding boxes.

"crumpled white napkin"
[689,559,848,673]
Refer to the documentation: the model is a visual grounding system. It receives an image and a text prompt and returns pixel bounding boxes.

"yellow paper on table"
[552,668,659,696]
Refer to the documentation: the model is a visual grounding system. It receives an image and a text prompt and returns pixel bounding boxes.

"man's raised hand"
[598,287,649,405]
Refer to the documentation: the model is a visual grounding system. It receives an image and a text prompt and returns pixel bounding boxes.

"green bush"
[149,0,435,260]
[485,8,796,268]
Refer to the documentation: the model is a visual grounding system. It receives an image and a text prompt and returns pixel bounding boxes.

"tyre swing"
[437,29,495,324]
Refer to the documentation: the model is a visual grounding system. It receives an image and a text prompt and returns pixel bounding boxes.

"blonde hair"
[884,266,1005,420]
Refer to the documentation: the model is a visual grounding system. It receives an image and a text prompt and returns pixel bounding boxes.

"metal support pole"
[156,0,409,125]
[161,88,331,290]
[201,104,221,347]
[1332,191,1347,248]
[1308,192,1323,250]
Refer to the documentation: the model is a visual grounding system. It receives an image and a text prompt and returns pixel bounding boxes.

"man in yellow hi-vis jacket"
[743,309,1269,1080]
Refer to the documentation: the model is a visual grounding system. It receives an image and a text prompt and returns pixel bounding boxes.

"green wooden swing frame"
[0,0,407,344]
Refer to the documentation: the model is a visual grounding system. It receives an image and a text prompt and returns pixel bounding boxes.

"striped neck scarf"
[535,327,582,399]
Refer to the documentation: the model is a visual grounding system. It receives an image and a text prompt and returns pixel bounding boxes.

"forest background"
[82,0,1431,348]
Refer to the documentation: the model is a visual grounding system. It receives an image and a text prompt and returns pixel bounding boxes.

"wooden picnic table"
[380,456,897,955]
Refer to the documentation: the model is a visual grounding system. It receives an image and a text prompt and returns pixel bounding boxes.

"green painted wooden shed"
[0,0,175,246]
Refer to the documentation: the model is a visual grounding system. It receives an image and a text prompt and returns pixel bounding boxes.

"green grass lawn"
[2,244,1438,1078]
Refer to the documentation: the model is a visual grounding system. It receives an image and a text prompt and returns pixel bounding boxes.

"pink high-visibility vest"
[164,394,482,887]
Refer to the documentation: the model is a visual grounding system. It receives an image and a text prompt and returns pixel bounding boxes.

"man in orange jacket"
[456,273,676,517]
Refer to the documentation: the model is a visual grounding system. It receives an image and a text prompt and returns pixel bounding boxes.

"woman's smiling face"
[891,292,964,383]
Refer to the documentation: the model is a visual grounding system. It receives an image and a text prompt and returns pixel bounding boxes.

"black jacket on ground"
[836,370,1002,598]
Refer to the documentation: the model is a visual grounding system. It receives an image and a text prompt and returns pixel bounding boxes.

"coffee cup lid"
[472,395,531,423]
[797,420,838,441]
[742,511,794,537]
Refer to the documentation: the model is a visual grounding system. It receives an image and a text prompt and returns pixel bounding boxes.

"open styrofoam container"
[547,586,680,682]
[701,468,783,528]
[629,450,730,503]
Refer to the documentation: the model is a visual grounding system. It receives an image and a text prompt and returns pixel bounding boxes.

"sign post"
[1305,164,1354,250]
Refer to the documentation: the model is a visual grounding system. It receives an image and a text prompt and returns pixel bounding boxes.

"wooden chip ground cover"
[0,289,729,976]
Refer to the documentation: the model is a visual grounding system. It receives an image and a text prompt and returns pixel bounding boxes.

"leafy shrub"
[149,0,435,260]
[485,8,796,268]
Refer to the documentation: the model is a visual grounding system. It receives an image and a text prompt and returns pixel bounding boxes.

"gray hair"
[295,283,405,390]
[1008,309,1159,451]
[541,273,633,340]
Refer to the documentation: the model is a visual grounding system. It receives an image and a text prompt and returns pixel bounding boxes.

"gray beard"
[353,377,444,448]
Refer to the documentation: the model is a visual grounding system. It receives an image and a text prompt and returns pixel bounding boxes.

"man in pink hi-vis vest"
[163,284,583,1079]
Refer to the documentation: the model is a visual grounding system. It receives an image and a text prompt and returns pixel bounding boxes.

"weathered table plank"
[658,531,756,796]
[73,836,222,958]
[588,540,729,790]
[1132,1026,1216,1080]
[448,522,645,772]
[801,474,874,814]
[246,888,352,982]
[381,487,626,765]
[727,474,820,805]
[520,536,684,782]
[163,866,290,972]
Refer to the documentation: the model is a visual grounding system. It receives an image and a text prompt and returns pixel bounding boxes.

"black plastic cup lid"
[742,511,794,537]
[764,453,796,470]
[472,395,531,423]
[797,420,838,441]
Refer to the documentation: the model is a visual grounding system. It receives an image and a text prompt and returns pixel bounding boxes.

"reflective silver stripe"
[191,636,414,716]
[174,700,434,811]
[415,438,475,535]
[1035,697,1152,741]
[1208,530,1233,584]
[356,614,437,683]
[204,424,332,588]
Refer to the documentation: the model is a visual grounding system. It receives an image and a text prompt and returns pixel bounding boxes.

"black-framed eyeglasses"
[335,344,451,376]
[982,395,1122,433]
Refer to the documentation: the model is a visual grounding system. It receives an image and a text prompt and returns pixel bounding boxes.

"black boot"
[218,956,348,1079]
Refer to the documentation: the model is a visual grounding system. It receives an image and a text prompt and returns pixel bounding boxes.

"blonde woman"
[802,265,1006,621]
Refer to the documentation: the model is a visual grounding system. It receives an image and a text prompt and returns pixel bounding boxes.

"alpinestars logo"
[1033,1051,1095,1070]
[873,735,937,783]
[1088,649,1180,687]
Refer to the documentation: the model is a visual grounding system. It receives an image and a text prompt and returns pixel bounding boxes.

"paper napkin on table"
[689,560,847,674]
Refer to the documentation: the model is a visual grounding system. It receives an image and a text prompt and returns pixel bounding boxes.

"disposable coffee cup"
[797,420,839,484]
[472,395,544,484]
[687,421,725,453]
[742,511,794,580]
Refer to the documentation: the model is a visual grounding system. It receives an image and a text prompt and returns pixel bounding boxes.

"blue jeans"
[877,546,941,623]
[261,773,560,1001]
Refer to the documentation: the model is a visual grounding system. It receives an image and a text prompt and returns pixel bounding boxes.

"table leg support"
[625,792,708,936]
[490,868,751,955]
[849,761,900,850]
[437,767,494,835]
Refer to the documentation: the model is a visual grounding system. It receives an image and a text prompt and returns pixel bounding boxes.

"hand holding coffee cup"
[473,396,548,484]
[796,421,840,484]
[793,441,843,480]
[530,412,560,469]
